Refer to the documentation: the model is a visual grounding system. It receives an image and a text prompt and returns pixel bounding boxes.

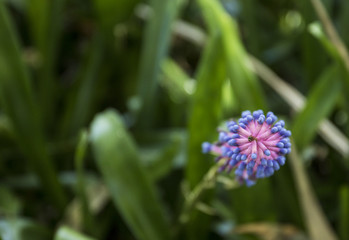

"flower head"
[202,110,291,186]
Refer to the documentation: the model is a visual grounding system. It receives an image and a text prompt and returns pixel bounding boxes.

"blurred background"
[0,0,348,239]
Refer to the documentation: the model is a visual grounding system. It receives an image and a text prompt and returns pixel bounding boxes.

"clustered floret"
[202,110,291,186]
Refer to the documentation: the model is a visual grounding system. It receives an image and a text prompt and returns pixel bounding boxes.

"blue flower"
[202,110,291,186]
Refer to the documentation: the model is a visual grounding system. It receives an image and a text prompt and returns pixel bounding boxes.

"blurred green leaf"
[138,130,186,181]
[309,20,349,135]
[134,129,187,176]
[197,0,266,110]
[160,58,194,126]
[0,219,50,240]
[161,58,194,103]
[54,226,96,240]
[136,0,185,128]
[308,22,339,61]
[61,180,110,237]
[186,34,226,189]
[292,64,341,148]
[90,109,171,240]
[143,142,180,181]
[221,79,237,118]
[186,33,226,240]
[0,1,66,208]
[0,186,22,216]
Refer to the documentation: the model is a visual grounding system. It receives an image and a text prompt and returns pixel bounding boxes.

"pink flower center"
[236,121,282,171]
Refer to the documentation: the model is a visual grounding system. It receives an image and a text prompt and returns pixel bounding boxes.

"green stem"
[179,164,220,224]
[75,130,94,234]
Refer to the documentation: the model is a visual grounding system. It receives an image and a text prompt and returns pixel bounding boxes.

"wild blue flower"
[202,110,291,186]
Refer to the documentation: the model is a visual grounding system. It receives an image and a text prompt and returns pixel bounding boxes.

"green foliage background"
[0,0,348,239]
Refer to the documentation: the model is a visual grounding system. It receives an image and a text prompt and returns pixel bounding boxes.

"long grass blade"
[27,0,66,123]
[292,64,341,148]
[0,2,66,208]
[249,56,349,158]
[338,0,349,47]
[289,140,337,240]
[90,110,171,240]
[308,22,339,60]
[310,0,349,73]
[308,21,349,135]
[296,0,327,87]
[135,0,185,129]
[156,16,349,158]
[240,0,260,57]
[197,0,266,110]
[185,32,226,239]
